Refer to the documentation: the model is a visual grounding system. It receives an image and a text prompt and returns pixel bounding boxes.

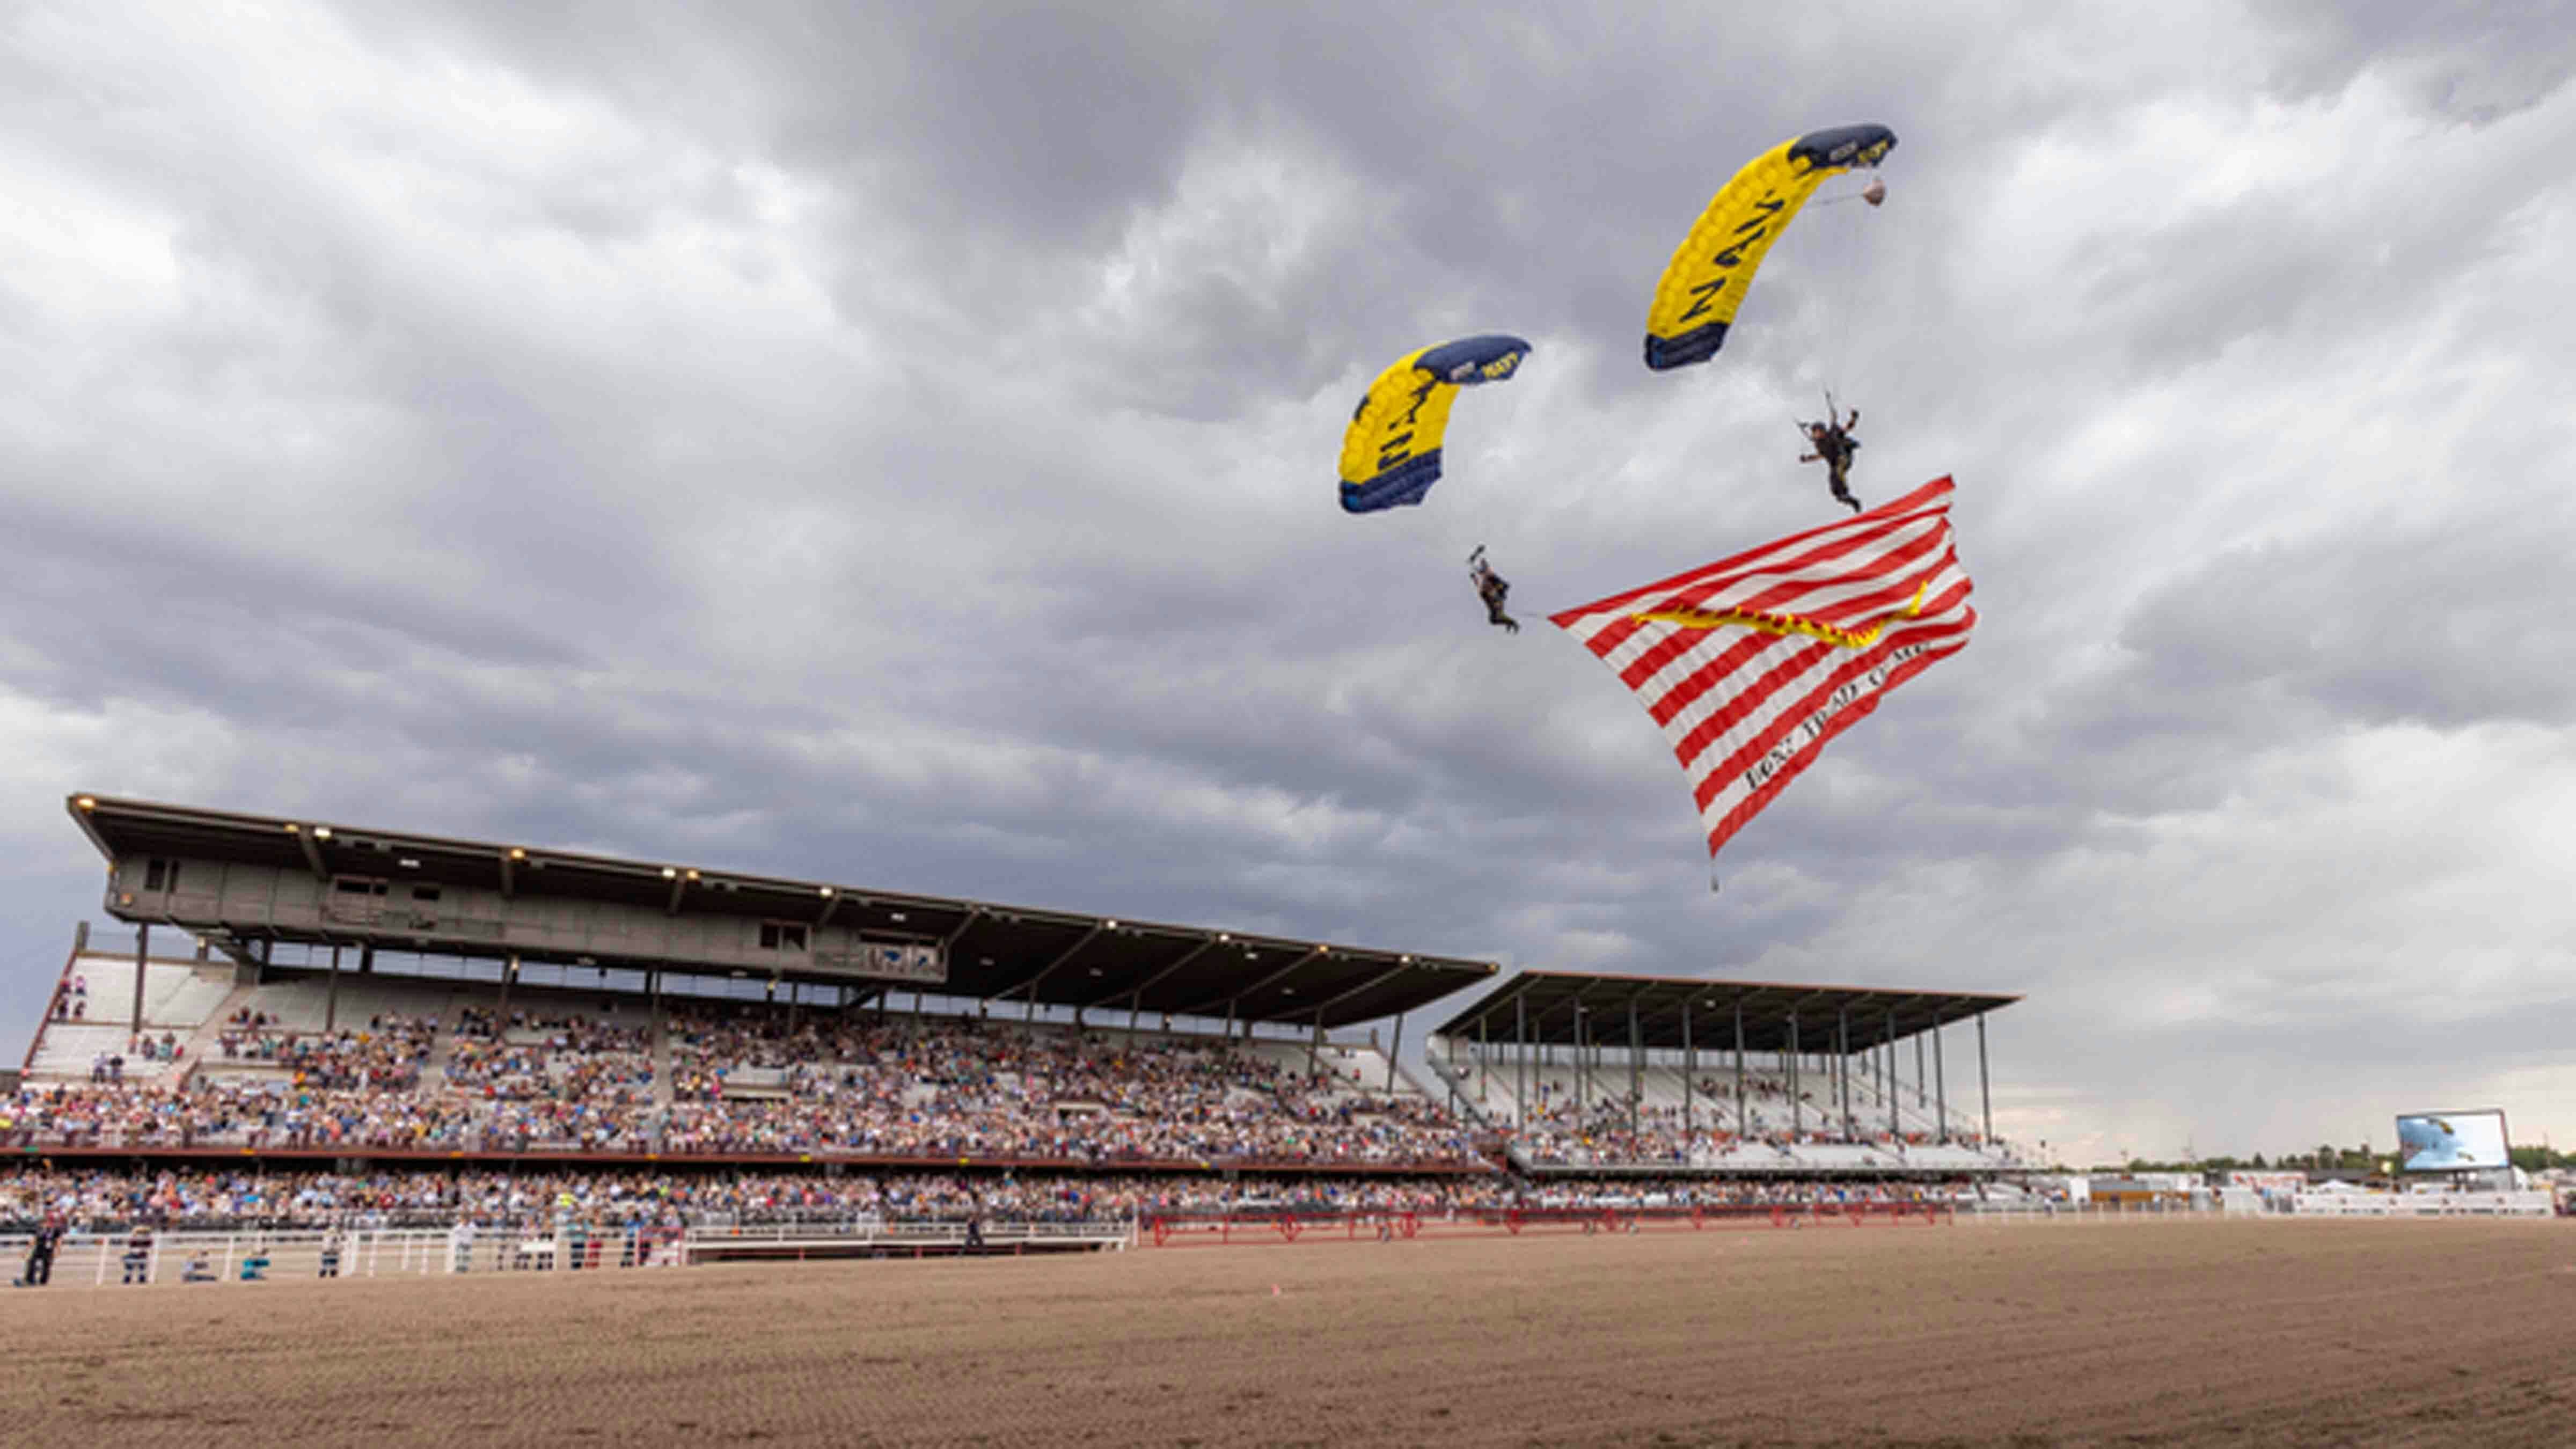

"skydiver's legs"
[1828,457,1861,513]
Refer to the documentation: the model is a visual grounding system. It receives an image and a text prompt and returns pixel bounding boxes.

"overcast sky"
[4,1,2571,1165]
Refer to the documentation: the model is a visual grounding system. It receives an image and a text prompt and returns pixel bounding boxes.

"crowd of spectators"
[1498,1073,2004,1167]
[0,1162,1982,1232]
[209,1014,436,1092]
[6,1008,1484,1166]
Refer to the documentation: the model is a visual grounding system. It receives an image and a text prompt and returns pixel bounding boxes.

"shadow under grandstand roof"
[68,793,1496,1029]
[1432,970,2017,1052]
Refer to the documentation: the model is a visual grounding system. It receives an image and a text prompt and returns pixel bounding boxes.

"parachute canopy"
[1643,123,1897,371]
[1338,334,1531,514]
[1547,476,1973,863]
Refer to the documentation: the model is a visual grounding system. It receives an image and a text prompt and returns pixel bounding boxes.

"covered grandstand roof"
[67,793,1496,1028]
[1431,970,2016,1053]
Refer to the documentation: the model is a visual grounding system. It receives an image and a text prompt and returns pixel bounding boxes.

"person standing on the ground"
[17,1214,64,1287]
[121,1220,155,1285]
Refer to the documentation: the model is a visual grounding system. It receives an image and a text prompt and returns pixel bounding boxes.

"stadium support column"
[1836,1009,1851,1138]
[1514,994,1527,1129]
[1886,1009,1899,1139]
[1788,1015,1801,1139]
[1681,1003,1693,1140]
[131,921,149,1035]
[1732,1006,1746,1136]
[325,943,341,1033]
[1478,1015,1489,1108]
[1978,1013,1993,1145]
[1934,1014,1948,1144]
[1627,999,1641,1139]
[496,950,511,1021]
[1308,1011,1322,1083]
[1386,1013,1404,1093]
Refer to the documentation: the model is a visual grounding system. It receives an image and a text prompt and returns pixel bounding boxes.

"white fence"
[2289,1190,2556,1218]
[6,1218,1133,1289]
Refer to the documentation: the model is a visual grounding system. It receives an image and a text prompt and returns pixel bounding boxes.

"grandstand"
[1426,970,2023,1175]
[6,793,2032,1241]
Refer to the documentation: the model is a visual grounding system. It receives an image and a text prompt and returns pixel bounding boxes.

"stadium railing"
[1141,1199,1951,1247]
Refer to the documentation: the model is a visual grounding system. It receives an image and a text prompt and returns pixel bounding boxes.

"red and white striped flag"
[1549,476,1976,862]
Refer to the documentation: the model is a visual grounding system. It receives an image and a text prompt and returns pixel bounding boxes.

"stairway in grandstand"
[648,1013,675,1106]
[423,992,470,1092]
[24,954,237,1082]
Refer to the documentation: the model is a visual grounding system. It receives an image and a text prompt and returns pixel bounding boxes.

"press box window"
[759,922,809,952]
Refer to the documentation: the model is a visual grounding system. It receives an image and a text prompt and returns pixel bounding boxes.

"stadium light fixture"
[397,857,419,869]
[283,822,299,834]
[818,886,835,898]
[889,912,906,923]
[685,869,700,881]
[1104,918,1118,930]
[312,826,332,840]
[75,796,96,811]
[509,847,526,861]
[1217,933,1230,942]
[661,868,678,880]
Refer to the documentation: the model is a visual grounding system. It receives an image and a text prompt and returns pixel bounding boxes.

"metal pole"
[1478,1015,1489,1107]
[1515,994,1527,1129]
[1386,1012,1403,1093]
[1681,1004,1694,1140]
[326,943,342,1033]
[1837,1009,1852,1138]
[1916,1034,1926,1113]
[1733,1006,1747,1136]
[1934,1015,1948,1143]
[1887,1010,1899,1139]
[1978,1013,1993,1145]
[1307,1013,1322,1082]
[1788,1016,1802,1138]
[497,951,512,1021]
[1628,999,1642,1139]
[131,921,149,1036]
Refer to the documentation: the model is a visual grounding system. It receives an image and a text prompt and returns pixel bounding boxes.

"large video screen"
[2395,1109,2509,1171]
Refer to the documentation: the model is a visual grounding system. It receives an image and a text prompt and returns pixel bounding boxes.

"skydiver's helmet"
[1861,178,1887,208]
[1809,423,1830,443]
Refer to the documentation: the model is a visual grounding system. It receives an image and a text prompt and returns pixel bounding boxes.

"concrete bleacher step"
[26,1022,182,1082]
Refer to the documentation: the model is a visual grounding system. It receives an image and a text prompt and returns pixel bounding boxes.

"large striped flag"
[1549,476,1975,863]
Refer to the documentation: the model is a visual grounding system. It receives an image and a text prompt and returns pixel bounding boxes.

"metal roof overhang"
[68,793,1496,1028]
[1431,969,2017,1053]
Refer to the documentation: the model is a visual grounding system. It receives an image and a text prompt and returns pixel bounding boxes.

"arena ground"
[4,1218,2571,1446]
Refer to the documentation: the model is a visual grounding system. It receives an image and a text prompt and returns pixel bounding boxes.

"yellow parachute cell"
[1644,124,1897,371]
[1338,334,1530,514]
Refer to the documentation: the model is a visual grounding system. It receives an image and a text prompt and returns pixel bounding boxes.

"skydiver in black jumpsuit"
[1799,407,1863,513]
[1468,547,1518,633]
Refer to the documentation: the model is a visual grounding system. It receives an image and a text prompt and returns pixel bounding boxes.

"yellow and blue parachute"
[1644,124,1896,371]
[1338,334,1531,513]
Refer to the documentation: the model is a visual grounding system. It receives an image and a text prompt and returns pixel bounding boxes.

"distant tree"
[2249,1153,2268,1169]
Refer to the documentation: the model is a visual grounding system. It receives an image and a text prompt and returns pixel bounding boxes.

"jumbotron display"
[2394,1109,2509,1171]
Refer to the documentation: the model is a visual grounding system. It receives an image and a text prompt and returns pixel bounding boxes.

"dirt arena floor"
[4,1217,2573,1447]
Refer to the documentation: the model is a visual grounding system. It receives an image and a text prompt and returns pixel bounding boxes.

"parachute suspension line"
[1816,167,1884,421]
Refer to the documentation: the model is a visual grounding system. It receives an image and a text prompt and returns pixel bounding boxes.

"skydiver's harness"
[1797,400,1862,510]
[1468,547,1519,633]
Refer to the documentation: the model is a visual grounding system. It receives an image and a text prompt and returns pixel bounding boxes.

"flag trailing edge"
[1548,476,1977,862]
